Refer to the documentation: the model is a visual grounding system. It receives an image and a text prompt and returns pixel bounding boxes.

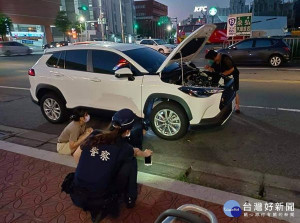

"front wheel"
[4,50,11,56]
[158,49,165,54]
[40,93,68,123]
[150,102,189,140]
[269,55,282,67]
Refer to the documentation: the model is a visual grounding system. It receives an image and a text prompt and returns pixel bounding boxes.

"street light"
[79,16,85,23]
[79,16,85,42]
[167,25,172,31]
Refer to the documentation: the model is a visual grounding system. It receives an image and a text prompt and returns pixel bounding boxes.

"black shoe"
[91,210,107,223]
[126,196,136,209]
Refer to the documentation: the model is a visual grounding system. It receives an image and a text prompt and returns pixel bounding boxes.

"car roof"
[240,37,281,41]
[0,41,17,43]
[45,42,145,53]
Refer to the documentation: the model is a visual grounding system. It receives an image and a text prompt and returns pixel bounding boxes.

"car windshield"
[155,39,167,45]
[123,47,179,74]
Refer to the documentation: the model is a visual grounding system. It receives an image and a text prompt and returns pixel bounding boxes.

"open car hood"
[156,24,216,74]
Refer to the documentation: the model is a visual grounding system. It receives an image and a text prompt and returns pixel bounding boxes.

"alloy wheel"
[43,98,61,121]
[154,109,181,136]
[270,56,281,67]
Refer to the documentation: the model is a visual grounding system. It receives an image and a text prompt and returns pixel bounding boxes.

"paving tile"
[0,207,24,223]
[0,149,289,223]
[25,196,74,222]
[5,137,44,148]
[38,142,57,153]
[11,214,43,223]
[49,205,91,223]
[0,150,18,167]
[0,184,34,209]
[17,131,57,142]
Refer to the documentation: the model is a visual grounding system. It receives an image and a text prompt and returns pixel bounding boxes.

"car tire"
[269,55,282,67]
[158,49,165,54]
[150,101,189,140]
[40,93,68,123]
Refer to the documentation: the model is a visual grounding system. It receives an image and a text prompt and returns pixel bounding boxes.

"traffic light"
[158,21,161,26]
[134,23,139,29]
[78,5,88,11]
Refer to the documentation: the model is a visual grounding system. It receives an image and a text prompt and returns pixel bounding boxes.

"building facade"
[59,0,136,42]
[0,0,60,44]
[217,0,250,16]
[217,0,249,16]
[134,0,168,39]
[93,0,136,42]
[252,0,298,28]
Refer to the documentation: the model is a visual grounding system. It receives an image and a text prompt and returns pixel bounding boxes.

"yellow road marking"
[240,79,300,84]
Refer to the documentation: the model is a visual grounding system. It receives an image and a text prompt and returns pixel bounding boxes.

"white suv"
[138,39,176,54]
[29,24,236,140]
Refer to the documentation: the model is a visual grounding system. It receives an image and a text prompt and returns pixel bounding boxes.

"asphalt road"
[0,54,300,179]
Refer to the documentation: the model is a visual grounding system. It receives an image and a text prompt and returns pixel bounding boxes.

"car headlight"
[179,86,224,97]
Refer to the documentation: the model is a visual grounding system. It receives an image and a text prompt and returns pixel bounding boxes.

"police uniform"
[70,109,139,222]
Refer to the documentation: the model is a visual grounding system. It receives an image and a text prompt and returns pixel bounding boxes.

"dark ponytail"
[82,126,127,148]
[70,108,87,121]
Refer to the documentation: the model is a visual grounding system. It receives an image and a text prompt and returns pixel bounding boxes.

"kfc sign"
[194,6,207,12]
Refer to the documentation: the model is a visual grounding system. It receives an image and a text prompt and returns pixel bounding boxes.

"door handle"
[50,70,64,77]
[89,78,101,82]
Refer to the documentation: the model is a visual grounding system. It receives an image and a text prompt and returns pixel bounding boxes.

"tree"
[0,13,12,41]
[54,11,71,41]
[73,21,85,34]
[72,21,86,41]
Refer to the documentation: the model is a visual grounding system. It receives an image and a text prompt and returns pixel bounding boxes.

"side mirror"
[115,68,135,81]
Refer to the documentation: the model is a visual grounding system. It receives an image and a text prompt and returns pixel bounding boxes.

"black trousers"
[70,158,138,214]
[112,157,138,200]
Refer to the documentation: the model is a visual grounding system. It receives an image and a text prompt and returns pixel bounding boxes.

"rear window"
[255,39,272,48]
[46,52,61,67]
[92,50,122,74]
[57,51,65,68]
[65,50,88,71]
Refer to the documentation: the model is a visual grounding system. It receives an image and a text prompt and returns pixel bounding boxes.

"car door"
[89,50,143,115]
[15,42,28,54]
[51,49,97,108]
[251,39,273,63]
[229,39,254,64]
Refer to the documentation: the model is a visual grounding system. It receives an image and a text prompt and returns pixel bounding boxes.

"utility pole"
[99,0,105,40]
[119,0,125,42]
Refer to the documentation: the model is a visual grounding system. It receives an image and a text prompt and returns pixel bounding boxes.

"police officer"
[71,109,153,222]
[205,50,241,113]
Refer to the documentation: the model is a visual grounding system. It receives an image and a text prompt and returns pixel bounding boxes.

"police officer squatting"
[61,108,153,223]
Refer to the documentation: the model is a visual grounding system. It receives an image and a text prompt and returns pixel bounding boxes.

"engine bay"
[161,63,229,88]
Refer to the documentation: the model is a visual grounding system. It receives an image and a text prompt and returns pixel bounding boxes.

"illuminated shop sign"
[11,32,44,38]
[194,6,207,12]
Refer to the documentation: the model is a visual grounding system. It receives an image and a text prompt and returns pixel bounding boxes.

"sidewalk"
[0,140,298,223]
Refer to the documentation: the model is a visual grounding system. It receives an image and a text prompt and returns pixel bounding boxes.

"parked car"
[42,42,62,49]
[218,38,291,67]
[0,41,32,56]
[138,38,176,54]
[28,24,236,140]
[58,41,69,47]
